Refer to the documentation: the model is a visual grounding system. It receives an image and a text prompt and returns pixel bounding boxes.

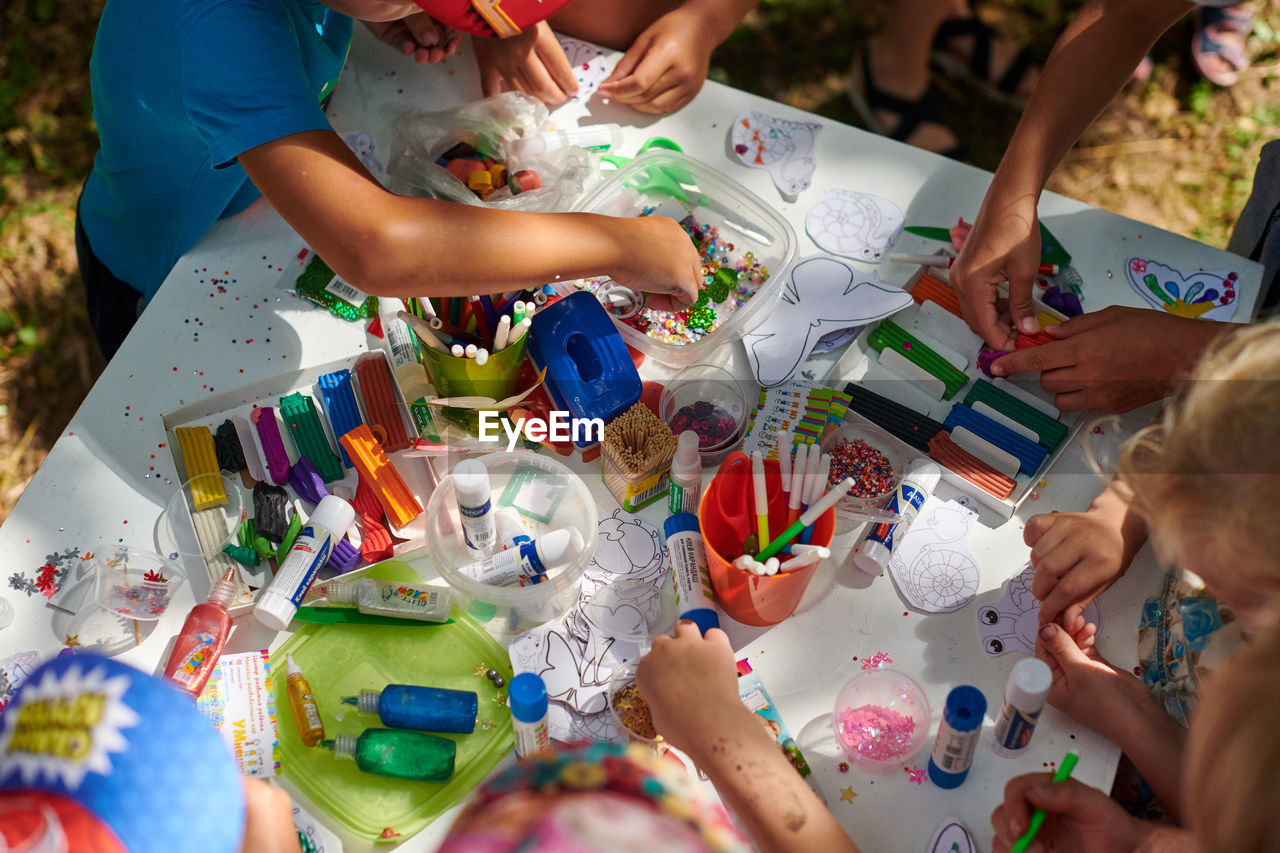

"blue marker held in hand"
[665,513,719,635]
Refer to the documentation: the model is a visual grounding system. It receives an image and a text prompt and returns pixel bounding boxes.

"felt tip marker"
[787,444,808,527]
[1009,752,1080,853]
[1038,264,1061,275]
[751,451,770,549]
[758,476,858,561]
[777,432,793,498]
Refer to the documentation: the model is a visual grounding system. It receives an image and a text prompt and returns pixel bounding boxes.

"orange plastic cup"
[700,455,835,626]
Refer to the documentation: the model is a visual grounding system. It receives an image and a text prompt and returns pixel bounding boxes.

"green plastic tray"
[271,560,514,840]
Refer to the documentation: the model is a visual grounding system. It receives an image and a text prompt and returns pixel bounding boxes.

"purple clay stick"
[252,406,291,486]
[289,456,329,507]
[977,347,1008,379]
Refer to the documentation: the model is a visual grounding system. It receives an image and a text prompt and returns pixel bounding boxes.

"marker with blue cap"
[664,513,719,635]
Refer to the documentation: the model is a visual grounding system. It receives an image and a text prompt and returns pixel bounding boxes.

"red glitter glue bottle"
[163,567,237,696]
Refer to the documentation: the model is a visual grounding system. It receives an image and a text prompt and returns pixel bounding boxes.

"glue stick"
[495,507,532,551]
[851,459,942,576]
[664,513,718,635]
[255,495,355,631]
[378,297,429,400]
[509,672,551,758]
[667,430,702,515]
[992,658,1052,758]
[454,459,497,552]
[928,685,986,788]
[461,528,584,586]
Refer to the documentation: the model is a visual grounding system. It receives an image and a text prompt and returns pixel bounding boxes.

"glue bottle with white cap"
[256,495,356,631]
[664,513,719,634]
[461,528,584,587]
[667,430,702,515]
[454,459,497,552]
[992,658,1053,757]
[851,459,942,576]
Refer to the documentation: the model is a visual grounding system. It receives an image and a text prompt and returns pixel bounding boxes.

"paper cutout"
[978,563,1102,656]
[0,650,40,710]
[1125,258,1240,322]
[743,254,913,387]
[556,36,610,102]
[292,803,344,853]
[340,130,385,178]
[730,110,822,198]
[927,817,976,853]
[888,500,981,613]
[805,190,904,262]
[509,511,667,729]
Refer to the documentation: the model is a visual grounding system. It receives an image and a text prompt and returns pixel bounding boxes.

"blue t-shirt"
[81,0,353,300]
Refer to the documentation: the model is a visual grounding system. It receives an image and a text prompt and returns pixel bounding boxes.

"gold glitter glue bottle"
[285,655,326,747]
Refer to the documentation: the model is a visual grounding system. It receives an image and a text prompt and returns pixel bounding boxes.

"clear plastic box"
[566,151,797,367]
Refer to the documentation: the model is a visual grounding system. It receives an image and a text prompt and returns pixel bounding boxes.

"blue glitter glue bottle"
[343,684,478,734]
[927,685,986,789]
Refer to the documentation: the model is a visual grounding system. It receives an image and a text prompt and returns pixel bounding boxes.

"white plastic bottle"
[667,430,701,515]
[310,578,452,622]
[509,672,551,757]
[461,528,584,586]
[495,507,531,550]
[992,658,1053,757]
[454,459,497,552]
[664,513,718,634]
[851,459,942,576]
[511,124,622,159]
[377,297,429,401]
[256,496,355,631]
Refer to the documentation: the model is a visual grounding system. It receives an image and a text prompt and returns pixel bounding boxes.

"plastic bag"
[384,91,597,212]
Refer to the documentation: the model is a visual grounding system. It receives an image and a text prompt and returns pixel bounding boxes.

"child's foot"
[847,38,962,158]
[932,17,1041,103]
[1193,5,1252,88]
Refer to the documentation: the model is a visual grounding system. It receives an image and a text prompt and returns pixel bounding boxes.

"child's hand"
[990,774,1154,853]
[949,193,1042,352]
[597,6,712,114]
[1026,508,1129,626]
[473,22,578,105]
[239,777,302,853]
[636,622,758,756]
[1035,622,1149,737]
[365,15,460,64]
[985,307,1229,413]
[611,216,702,312]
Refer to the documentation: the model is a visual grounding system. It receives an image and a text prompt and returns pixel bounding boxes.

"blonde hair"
[1184,626,1280,852]
[1116,320,1280,579]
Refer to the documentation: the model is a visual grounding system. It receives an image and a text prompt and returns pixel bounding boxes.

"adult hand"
[473,22,578,105]
[637,622,755,755]
[239,777,302,853]
[1026,501,1135,626]
[987,306,1230,413]
[365,14,460,64]
[991,773,1153,853]
[950,191,1043,351]
[611,216,702,312]
[596,6,712,114]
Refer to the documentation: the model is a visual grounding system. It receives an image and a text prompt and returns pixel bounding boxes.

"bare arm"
[951,0,1193,349]
[239,129,701,308]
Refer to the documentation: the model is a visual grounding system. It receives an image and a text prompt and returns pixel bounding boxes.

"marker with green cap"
[756,476,857,561]
[1010,751,1080,853]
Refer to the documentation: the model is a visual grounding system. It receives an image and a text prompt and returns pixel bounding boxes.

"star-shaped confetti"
[63,634,81,648]
[839,786,857,803]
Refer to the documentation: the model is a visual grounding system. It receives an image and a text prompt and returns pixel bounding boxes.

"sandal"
[1192,5,1252,88]
[931,17,1040,105]
[846,45,966,161]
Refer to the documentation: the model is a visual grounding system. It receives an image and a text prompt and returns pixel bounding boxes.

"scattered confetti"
[906,765,926,785]
[838,762,849,773]
[839,786,857,803]
[611,681,657,741]
[860,651,893,671]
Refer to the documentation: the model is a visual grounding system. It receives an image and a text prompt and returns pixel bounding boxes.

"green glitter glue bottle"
[320,728,456,783]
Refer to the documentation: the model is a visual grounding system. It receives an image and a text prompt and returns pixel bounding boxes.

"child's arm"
[638,623,860,853]
[1027,479,1149,625]
[596,0,757,114]
[949,0,1190,352]
[239,129,702,308]
[1037,623,1189,820]
[990,773,1186,853]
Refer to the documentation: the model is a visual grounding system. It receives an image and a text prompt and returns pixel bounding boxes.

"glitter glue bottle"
[851,459,942,576]
[256,495,355,631]
[163,567,237,696]
[309,578,452,622]
[285,655,326,747]
[321,728,455,782]
[460,528,584,587]
[667,430,702,515]
[454,459,497,552]
[928,685,987,788]
[343,684,478,734]
[509,672,551,758]
[665,513,719,635]
[992,658,1053,758]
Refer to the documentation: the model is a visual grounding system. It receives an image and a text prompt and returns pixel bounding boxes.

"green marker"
[904,225,954,242]
[756,476,855,561]
[1010,751,1080,853]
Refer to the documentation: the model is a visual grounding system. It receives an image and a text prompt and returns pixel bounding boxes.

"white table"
[0,25,1263,853]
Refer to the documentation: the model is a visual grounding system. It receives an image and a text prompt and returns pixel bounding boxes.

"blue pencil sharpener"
[528,291,642,448]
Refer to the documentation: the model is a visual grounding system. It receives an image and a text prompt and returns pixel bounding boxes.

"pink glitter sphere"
[834,670,932,772]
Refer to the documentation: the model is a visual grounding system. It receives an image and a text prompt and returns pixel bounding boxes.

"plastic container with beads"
[818,421,906,520]
[563,150,797,367]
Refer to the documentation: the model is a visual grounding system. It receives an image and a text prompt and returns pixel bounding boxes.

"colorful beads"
[669,401,738,448]
[829,439,896,498]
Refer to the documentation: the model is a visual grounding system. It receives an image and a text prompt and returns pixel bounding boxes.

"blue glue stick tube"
[851,460,941,576]
[346,684,478,734]
[664,513,718,635]
[928,685,987,788]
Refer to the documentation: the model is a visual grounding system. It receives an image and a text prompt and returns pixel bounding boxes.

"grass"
[1,0,1278,521]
